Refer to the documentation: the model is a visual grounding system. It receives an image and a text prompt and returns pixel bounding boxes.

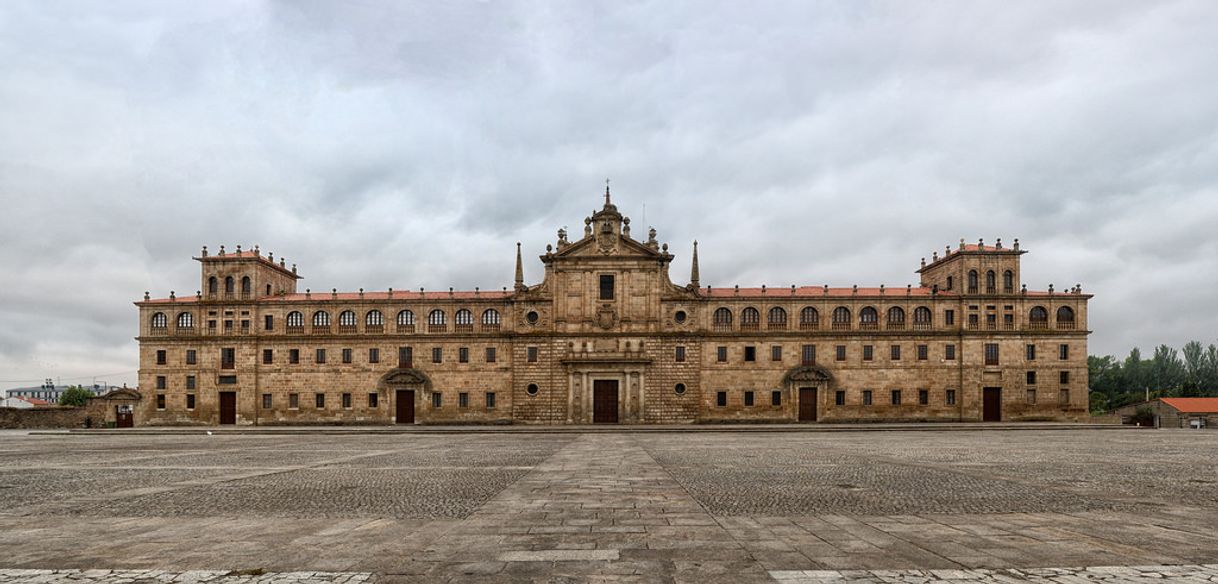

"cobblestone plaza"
[1,428,1216,582]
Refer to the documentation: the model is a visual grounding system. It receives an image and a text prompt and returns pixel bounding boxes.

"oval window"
[526,311,539,324]
[674,383,686,395]
[674,310,687,324]
[526,383,539,396]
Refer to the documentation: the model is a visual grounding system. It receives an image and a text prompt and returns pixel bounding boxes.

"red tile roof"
[1160,397,1218,413]
[142,290,515,304]
[705,286,943,298]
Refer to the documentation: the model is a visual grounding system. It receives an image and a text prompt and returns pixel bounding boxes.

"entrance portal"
[592,380,619,423]
[983,387,1002,422]
[115,406,133,428]
[219,391,237,425]
[798,387,818,422]
[396,390,415,424]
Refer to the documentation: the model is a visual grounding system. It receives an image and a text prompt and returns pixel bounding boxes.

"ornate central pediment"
[783,365,834,385]
[379,368,433,390]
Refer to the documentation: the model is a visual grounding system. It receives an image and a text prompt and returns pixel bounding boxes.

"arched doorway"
[378,368,432,424]
[783,365,833,422]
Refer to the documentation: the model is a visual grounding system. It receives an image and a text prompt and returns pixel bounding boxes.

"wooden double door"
[798,387,818,422]
[115,406,134,428]
[219,392,237,425]
[396,390,415,424]
[593,380,619,423]
[982,387,1002,422]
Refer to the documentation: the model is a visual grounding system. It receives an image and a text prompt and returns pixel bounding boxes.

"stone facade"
[134,189,1092,426]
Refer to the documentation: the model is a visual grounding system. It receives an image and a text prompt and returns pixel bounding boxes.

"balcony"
[454,323,474,333]
[799,321,819,331]
[286,325,305,335]
[831,322,850,331]
[311,325,331,335]
[740,322,759,332]
[886,322,905,331]
[1029,321,1048,330]
[912,322,932,331]
[338,325,358,334]
[482,323,501,332]
[967,322,980,331]
[396,324,415,334]
[366,324,384,334]
[1058,321,1076,330]
[767,322,787,331]
[149,327,169,336]
[713,323,733,332]
[859,322,878,331]
[428,323,448,333]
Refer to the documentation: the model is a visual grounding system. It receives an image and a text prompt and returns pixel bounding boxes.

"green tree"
[58,386,93,407]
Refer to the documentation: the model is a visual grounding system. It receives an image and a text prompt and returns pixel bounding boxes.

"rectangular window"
[240,319,249,332]
[1060,371,1070,384]
[432,347,442,363]
[1059,389,1070,404]
[1026,389,1037,404]
[186,394,196,410]
[599,274,615,300]
[342,348,353,364]
[221,348,235,369]
[290,349,300,364]
[744,346,756,362]
[262,394,272,409]
[315,393,325,409]
[156,375,166,390]
[945,344,956,361]
[316,348,326,364]
[1059,344,1070,360]
[771,390,781,406]
[890,345,901,361]
[432,392,442,408]
[716,391,727,407]
[186,349,197,365]
[156,350,166,365]
[984,343,999,366]
[208,319,216,330]
[944,310,955,325]
[801,344,816,365]
[1027,344,1036,361]
[836,345,846,361]
[368,393,378,408]
[862,390,873,406]
[224,320,233,331]
[675,346,686,362]
[891,390,902,405]
[835,390,845,406]
[917,344,928,361]
[744,391,754,406]
[771,345,782,362]
[1027,371,1037,385]
[369,348,380,363]
[398,346,413,368]
[485,347,496,363]
[946,389,957,405]
[185,375,196,390]
[459,392,469,408]
[919,389,929,405]
[156,394,165,409]
[486,392,496,409]
[342,393,352,409]
[968,314,979,328]
[717,346,727,362]
[217,375,237,385]
[527,347,538,362]
[262,349,273,365]
[289,393,299,409]
[264,315,273,331]
[986,313,996,328]
[862,345,873,361]
[458,347,469,363]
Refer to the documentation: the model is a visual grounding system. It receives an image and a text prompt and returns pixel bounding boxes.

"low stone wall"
[0,406,90,429]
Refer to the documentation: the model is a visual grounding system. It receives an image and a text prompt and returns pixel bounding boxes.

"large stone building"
[135,189,1091,426]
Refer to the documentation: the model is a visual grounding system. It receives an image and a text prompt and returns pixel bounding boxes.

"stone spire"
[514,242,525,291]
[690,241,700,287]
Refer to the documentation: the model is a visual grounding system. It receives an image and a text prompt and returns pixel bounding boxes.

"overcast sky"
[2,1,1216,390]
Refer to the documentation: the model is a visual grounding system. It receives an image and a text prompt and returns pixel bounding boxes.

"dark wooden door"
[982,387,1002,422]
[593,380,619,423]
[396,390,415,424]
[219,391,237,425]
[798,387,818,421]
[115,407,133,428]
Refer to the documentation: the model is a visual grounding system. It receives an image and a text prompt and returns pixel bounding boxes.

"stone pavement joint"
[769,564,1218,583]
[0,569,373,583]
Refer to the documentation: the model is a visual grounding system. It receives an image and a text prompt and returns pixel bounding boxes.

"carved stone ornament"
[782,365,833,385]
[596,306,618,330]
[379,368,432,390]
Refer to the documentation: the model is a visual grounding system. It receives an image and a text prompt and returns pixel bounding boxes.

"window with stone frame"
[744,346,756,362]
[485,347,496,363]
[675,346,686,362]
[368,393,378,408]
[432,392,442,408]
[918,389,929,405]
[459,347,469,363]
[1059,344,1069,360]
[835,390,845,406]
[315,348,326,364]
[946,389,956,405]
[801,344,815,365]
[1026,371,1037,385]
[156,375,166,390]
[1060,371,1070,384]
[369,348,380,363]
[289,393,299,409]
[342,348,353,364]
[862,345,873,361]
[186,375,195,390]
[527,346,538,362]
[836,345,846,361]
[315,393,325,409]
[342,393,352,409]
[744,391,754,406]
[716,391,727,407]
[945,344,956,360]
[717,346,727,362]
[917,344,928,361]
[862,390,873,405]
[186,349,197,365]
[771,345,782,361]
[771,390,781,406]
[984,343,999,366]
[432,347,442,363]
[290,349,300,364]
[262,394,272,409]
[891,390,902,405]
[486,392,496,409]
[890,345,901,361]
[186,393,195,410]
[263,349,273,364]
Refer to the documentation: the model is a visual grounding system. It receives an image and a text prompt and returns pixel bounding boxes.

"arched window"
[366,310,384,326]
[208,276,218,295]
[1029,306,1048,329]
[312,311,331,327]
[150,312,168,329]
[482,309,502,330]
[799,307,820,330]
[396,309,415,332]
[338,310,357,331]
[859,306,879,329]
[767,307,787,329]
[428,309,447,331]
[886,306,905,329]
[225,276,234,295]
[967,270,979,294]
[286,311,304,328]
[913,306,932,328]
[713,307,733,331]
[454,308,474,331]
[177,312,194,329]
[241,276,251,296]
[985,270,996,294]
[1003,270,1014,294]
[1056,306,1075,329]
[832,306,851,329]
[740,307,760,330]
